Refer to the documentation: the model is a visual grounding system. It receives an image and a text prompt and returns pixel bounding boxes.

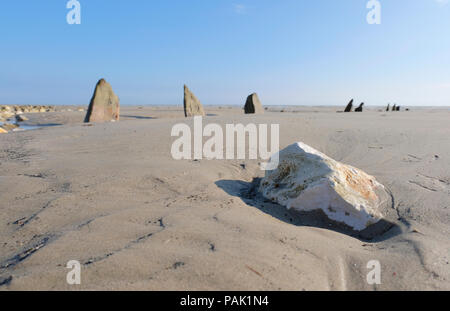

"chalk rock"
[15,115,29,122]
[84,79,120,123]
[260,142,390,231]
[1,123,19,132]
[0,128,7,134]
[183,85,205,117]
[0,111,14,120]
[244,93,264,114]
[0,105,12,113]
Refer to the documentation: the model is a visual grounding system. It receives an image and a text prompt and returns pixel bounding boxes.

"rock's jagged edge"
[259,142,391,231]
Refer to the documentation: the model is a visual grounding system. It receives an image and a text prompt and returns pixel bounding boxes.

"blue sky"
[0,0,449,106]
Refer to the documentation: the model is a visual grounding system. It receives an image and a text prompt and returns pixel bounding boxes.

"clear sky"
[0,0,449,106]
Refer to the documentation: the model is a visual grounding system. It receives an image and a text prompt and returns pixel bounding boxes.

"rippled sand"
[1,106,449,290]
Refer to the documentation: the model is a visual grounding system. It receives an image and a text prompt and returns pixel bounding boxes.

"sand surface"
[1,106,450,290]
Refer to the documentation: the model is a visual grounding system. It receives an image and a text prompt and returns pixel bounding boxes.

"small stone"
[0,111,14,119]
[1,123,19,131]
[411,228,423,235]
[0,128,8,134]
[15,115,29,122]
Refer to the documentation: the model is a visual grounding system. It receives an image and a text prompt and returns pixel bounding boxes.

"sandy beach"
[1,106,449,290]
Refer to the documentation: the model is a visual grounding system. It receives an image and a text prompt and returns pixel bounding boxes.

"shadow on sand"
[215,178,402,242]
[121,115,156,120]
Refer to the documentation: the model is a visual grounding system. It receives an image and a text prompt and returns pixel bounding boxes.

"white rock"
[0,112,14,119]
[260,142,390,231]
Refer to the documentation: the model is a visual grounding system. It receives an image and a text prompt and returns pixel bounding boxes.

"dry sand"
[1,106,449,290]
